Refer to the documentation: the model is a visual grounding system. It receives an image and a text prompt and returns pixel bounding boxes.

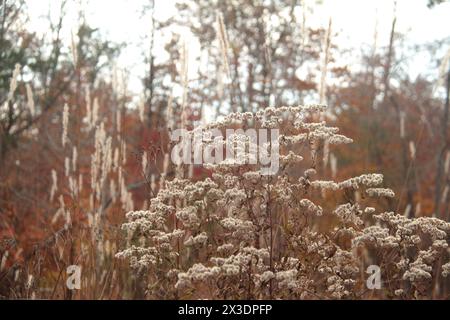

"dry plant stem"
[268,175,274,299]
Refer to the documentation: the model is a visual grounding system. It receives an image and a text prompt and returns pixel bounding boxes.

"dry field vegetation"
[0,0,450,300]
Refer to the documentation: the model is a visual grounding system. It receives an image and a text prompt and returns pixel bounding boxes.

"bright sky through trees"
[27,0,450,94]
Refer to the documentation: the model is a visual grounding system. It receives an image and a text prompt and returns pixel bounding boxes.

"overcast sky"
[26,0,450,96]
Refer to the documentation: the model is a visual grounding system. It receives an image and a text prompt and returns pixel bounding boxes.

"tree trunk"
[435,67,450,220]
